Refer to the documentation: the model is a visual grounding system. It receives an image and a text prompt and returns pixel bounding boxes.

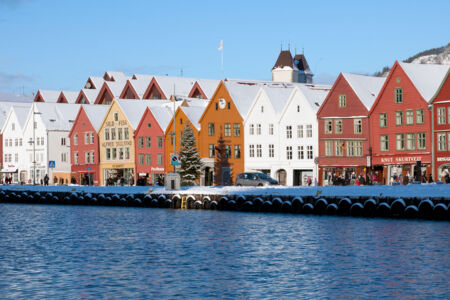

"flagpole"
[221,47,224,79]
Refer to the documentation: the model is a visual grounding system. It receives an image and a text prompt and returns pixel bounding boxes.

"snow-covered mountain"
[375,43,450,76]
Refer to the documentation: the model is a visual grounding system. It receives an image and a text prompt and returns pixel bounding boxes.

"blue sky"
[0,0,449,95]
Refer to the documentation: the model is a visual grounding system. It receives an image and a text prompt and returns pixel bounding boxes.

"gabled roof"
[124,78,153,99]
[35,89,61,103]
[180,106,206,130]
[132,74,154,80]
[341,73,385,110]
[153,76,197,98]
[77,89,100,104]
[104,71,128,82]
[82,105,109,131]
[192,79,220,98]
[292,83,331,113]
[272,50,297,70]
[0,92,33,102]
[116,99,173,130]
[13,105,32,129]
[33,103,80,131]
[399,62,449,101]
[224,81,262,118]
[85,76,104,89]
[261,85,295,116]
[148,106,173,132]
[430,67,450,104]
[59,91,79,104]
[0,101,31,130]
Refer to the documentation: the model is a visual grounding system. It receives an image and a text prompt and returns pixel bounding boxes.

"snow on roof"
[154,76,197,98]
[105,71,128,82]
[148,106,173,131]
[86,77,104,89]
[0,92,33,102]
[105,81,127,97]
[132,74,154,80]
[180,106,205,130]
[117,99,172,130]
[194,79,220,98]
[34,103,80,131]
[80,89,100,103]
[82,105,109,131]
[342,73,385,110]
[128,78,152,99]
[12,105,32,129]
[262,85,295,116]
[292,83,332,112]
[224,81,262,117]
[399,62,450,101]
[0,101,31,129]
[61,91,79,104]
[38,90,61,103]
[172,96,209,108]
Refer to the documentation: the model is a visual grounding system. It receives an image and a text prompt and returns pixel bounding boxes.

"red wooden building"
[134,106,172,185]
[317,73,385,185]
[369,62,449,184]
[69,105,109,185]
[430,68,450,181]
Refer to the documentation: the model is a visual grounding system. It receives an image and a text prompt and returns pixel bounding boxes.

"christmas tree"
[178,123,203,185]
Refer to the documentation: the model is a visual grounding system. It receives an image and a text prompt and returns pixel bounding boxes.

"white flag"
[218,40,223,51]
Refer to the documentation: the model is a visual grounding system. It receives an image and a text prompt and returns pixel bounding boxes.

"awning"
[0,168,18,173]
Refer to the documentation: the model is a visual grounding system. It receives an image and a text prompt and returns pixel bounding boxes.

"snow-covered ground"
[1,183,450,199]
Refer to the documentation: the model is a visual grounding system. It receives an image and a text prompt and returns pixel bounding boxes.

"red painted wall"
[433,74,450,179]
[0,133,3,170]
[69,108,101,185]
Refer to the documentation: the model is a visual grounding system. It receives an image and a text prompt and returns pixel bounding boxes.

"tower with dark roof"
[272,50,313,83]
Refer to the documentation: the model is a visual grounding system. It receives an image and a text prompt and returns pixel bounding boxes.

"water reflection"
[0,204,448,298]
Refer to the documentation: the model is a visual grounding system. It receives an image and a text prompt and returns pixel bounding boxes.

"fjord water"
[0,204,448,299]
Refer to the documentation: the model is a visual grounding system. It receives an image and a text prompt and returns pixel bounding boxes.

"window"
[395,111,403,126]
[111,128,116,140]
[437,107,446,124]
[147,122,152,128]
[105,128,110,140]
[84,133,89,144]
[224,123,231,137]
[325,141,333,156]
[118,128,123,140]
[297,105,300,112]
[249,124,254,135]
[298,125,304,138]
[269,124,274,135]
[41,137,44,145]
[249,145,255,157]
[90,133,94,144]
[146,137,151,148]
[119,147,124,160]
[74,134,78,146]
[347,141,362,157]
[269,144,274,158]
[157,137,163,148]
[61,152,67,162]
[145,154,151,165]
[15,153,18,162]
[227,102,230,110]
[225,145,231,158]
[61,138,66,146]
[380,135,389,152]
[125,147,130,160]
[85,152,90,164]
[448,108,450,124]
[233,124,240,136]
[36,138,40,146]
[138,154,144,165]
[335,141,344,156]
[307,145,313,159]
[416,109,424,124]
[395,88,403,103]
[437,133,446,151]
[261,106,264,113]
[298,146,304,159]
[234,145,241,158]
[11,123,15,131]
[286,146,292,160]
[74,152,78,165]
[339,94,346,107]
[396,134,405,150]
[112,148,117,160]
[306,125,312,137]
[91,151,95,164]
[335,120,342,134]
[256,144,262,157]
[124,128,129,139]
[208,123,215,136]
[286,126,292,138]
[406,110,414,125]
[256,124,261,135]
[417,133,426,150]
[209,144,215,158]
[114,112,119,122]
[170,135,174,146]
[106,148,111,160]
[325,120,332,134]
[354,119,362,134]
[15,139,18,147]
[406,133,415,150]
[379,113,387,128]
[180,118,183,125]
[138,137,144,148]
[19,139,22,146]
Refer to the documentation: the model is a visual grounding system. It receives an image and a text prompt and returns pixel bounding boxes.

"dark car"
[235,172,279,187]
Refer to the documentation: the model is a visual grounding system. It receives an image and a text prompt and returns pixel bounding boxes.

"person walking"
[44,174,49,185]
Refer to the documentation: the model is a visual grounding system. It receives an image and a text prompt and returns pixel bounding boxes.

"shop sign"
[101,140,132,147]
[380,156,422,164]
[112,164,124,168]
[437,157,450,162]
[151,167,164,172]
[366,156,371,167]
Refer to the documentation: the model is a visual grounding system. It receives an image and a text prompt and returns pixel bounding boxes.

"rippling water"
[0,204,448,299]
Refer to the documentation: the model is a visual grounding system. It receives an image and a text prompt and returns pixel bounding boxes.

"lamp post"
[31,106,42,185]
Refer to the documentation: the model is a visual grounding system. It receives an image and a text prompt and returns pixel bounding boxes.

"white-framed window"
[286,126,292,139]
[104,128,110,140]
[325,120,332,134]
[249,145,255,158]
[395,111,403,125]
[417,132,426,150]
[145,137,151,148]
[138,137,144,148]
[268,144,274,158]
[36,138,40,146]
[306,125,312,137]
[325,141,333,156]
[15,139,18,147]
[261,106,264,113]
[256,124,261,135]
[297,125,304,138]
[233,124,240,136]
[256,144,262,157]
[437,133,446,151]
[112,148,117,160]
[234,145,241,158]
[437,107,446,124]
[138,154,144,165]
[335,120,342,134]
[125,147,130,160]
[61,152,67,162]
[84,133,89,144]
[209,144,215,158]
[124,128,129,139]
[416,109,424,124]
[224,123,231,137]
[119,147,124,160]
[354,119,362,134]
[118,128,123,140]
[111,128,116,140]
[208,123,215,136]
[145,154,151,165]
[347,141,362,157]
[61,138,66,146]
[157,137,163,148]
[157,154,163,165]
[15,153,18,162]
[286,146,292,160]
[19,139,22,146]
[396,134,405,151]
[307,145,313,159]
[249,124,254,135]
[298,146,304,159]
[90,132,95,144]
[339,94,346,107]
[406,110,414,125]
[74,134,78,146]
[91,151,95,164]
[380,135,389,152]
[85,152,90,164]
[379,113,387,128]
[269,124,274,135]
[406,133,415,150]
[395,88,403,103]
[11,123,15,131]
[335,140,344,156]
[74,152,79,165]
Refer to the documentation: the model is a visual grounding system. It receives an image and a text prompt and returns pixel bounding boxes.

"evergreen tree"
[178,123,203,185]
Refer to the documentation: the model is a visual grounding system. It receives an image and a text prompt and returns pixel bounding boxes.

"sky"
[0,0,449,95]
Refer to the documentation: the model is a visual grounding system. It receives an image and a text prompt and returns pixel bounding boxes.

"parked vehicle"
[235,172,279,187]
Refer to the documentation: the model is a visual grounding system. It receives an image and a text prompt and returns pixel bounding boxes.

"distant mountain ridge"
[375,43,450,77]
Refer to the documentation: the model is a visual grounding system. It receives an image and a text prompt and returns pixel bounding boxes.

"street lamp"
[30,106,42,185]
